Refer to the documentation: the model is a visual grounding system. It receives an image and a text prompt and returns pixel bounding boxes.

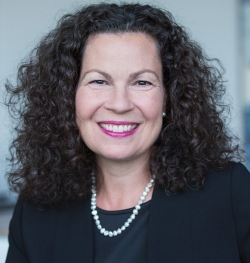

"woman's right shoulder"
[10,198,60,244]
[6,197,60,262]
[12,196,87,227]
[11,197,58,226]
[6,197,88,263]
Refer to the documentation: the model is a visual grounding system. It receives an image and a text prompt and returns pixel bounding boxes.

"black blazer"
[6,163,250,263]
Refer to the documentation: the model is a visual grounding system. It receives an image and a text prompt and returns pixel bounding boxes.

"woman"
[5,3,250,263]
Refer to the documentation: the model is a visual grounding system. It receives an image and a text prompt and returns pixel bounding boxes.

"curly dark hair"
[6,2,242,207]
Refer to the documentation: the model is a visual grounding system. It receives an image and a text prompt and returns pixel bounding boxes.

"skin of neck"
[95,153,154,211]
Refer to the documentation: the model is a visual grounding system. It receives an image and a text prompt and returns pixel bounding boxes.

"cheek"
[140,92,164,120]
[75,88,95,118]
[75,90,90,126]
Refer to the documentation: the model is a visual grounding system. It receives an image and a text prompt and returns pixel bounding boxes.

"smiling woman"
[5,2,250,263]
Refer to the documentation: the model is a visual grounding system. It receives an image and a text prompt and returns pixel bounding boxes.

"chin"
[95,147,151,163]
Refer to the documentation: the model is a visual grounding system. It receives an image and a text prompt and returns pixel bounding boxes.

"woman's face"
[76,33,165,163]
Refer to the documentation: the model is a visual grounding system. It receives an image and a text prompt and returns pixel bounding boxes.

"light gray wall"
[0,0,242,192]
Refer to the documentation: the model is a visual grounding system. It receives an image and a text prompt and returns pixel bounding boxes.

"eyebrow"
[81,69,160,82]
[81,70,112,81]
[129,70,160,82]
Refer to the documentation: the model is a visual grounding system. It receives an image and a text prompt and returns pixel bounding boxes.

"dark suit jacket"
[6,163,250,263]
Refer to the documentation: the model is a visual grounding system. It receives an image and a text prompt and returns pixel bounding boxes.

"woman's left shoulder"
[196,162,250,260]
[225,162,250,208]
[206,162,250,187]
[229,161,250,182]
[220,162,250,211]
[226,161,250,176]
[224,163,250,261]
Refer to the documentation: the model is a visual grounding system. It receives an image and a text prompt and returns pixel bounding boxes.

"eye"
[87,79,112,90]
[89,80,107,85]
[130,80,153,91]
[135,80,152,86]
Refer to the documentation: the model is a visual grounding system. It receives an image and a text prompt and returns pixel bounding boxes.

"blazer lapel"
[148,188,194,263]
[53,196,93,263]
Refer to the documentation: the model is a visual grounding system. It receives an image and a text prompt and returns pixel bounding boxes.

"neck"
[94,155,154,210]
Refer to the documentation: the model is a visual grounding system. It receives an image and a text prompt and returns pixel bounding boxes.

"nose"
[104,85,134,114]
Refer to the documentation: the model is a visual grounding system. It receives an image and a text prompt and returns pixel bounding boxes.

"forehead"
[81,32,161,70]
[85,32,158,47]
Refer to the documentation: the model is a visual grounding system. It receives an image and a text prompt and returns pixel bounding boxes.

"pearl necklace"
[91,175,155,237]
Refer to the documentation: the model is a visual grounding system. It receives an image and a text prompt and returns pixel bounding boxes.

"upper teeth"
[100,124,137,132]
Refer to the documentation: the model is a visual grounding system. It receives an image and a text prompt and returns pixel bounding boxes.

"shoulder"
[7,198,61,262]
[153,162,250,210]
[154,162,249,198]
[7,197,89,262]
[208,162,249,179]
[228,162,250,190]
[204,162,250,193]
[190,162,250,203]
[11,198,60,230]
[11,197,89,233]
[217,162,250,261]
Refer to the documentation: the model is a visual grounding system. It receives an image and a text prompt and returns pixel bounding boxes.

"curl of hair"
[6,3,242,207]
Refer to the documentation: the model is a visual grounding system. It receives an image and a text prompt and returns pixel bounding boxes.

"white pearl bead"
[133,209,138,215]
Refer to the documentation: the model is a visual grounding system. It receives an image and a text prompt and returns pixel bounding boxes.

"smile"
[99,123,138,132]
[98,122,139,138]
